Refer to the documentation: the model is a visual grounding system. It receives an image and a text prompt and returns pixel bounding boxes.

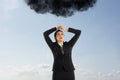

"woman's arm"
[43,27,57,49]
[67,28,81,47]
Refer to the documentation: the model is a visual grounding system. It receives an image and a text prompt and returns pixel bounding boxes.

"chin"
[58,40,63,42]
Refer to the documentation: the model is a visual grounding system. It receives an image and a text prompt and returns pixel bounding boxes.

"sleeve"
[68,28,81,47]
[43,27,57,50]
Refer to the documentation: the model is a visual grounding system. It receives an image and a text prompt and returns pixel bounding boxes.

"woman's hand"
[57,25,64,30]
[56,25,68,32]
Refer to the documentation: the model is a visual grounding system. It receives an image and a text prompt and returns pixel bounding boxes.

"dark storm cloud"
[25,0,97,17]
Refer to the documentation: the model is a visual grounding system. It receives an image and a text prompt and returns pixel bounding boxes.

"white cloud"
[0,64,120,80]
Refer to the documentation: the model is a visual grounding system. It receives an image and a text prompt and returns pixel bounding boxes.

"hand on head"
[57,25,64,30]
[57,25,68,32]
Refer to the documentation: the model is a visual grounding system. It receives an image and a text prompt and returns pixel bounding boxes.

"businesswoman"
[43,25,81,80]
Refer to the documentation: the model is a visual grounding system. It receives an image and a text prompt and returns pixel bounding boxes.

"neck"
[57,41,63,46]
[58,41,63,44]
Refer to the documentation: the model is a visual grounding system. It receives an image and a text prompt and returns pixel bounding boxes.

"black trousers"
[52,71,75,80]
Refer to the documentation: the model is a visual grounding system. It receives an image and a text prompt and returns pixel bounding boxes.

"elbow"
[43,31,47,36]
[77,30,81,35]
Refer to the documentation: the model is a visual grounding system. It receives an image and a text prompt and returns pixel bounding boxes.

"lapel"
[56,42,65,55]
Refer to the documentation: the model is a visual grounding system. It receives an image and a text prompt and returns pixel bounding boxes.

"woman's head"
[54,30,64,43]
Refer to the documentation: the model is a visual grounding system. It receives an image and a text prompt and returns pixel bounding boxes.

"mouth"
[59,37,63,39]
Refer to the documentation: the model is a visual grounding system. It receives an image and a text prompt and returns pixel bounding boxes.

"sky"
[0,0,120,80]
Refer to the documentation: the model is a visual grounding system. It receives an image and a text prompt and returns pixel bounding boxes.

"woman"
[43,25,81,80]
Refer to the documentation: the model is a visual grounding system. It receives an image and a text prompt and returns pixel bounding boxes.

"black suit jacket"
[43,27,81,72]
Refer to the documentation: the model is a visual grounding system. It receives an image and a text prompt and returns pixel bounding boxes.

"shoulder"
[64,41,69,45]
[53,42,57,46]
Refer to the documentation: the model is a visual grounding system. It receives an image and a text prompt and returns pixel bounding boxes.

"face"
[55,31,64,42]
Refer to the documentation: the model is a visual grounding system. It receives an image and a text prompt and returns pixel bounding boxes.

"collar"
[57,42,63,47]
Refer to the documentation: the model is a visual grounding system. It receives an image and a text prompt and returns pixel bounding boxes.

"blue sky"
[0,0,120,76]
